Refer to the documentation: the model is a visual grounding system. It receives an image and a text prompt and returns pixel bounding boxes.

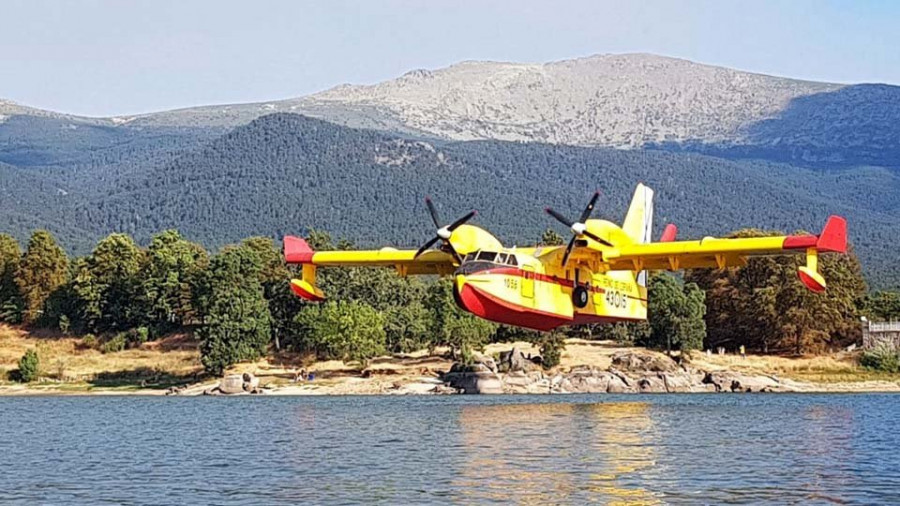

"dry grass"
[0,324,202,389]
[686,348,900,383]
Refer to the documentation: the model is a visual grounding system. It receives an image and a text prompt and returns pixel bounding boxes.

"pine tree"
[641,273,706,354]
[140,230,209,330]
[197,247,271,375]
[72,233,145,332]
[0,234,22,322]
[15,230,69,324]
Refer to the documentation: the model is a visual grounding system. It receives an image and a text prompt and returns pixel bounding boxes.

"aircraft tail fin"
[623,183,654,245]
[622,183,654,287]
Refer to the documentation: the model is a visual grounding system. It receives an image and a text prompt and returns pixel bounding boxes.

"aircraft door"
[522,265,535,299]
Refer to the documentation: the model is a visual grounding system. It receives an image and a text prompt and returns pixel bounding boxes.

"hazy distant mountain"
[3,53,899,167]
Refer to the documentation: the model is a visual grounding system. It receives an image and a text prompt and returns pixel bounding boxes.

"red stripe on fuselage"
[471,266,645,301]
[475,266,608,292]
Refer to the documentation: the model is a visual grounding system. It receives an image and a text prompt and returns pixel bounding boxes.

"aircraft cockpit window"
[463,253,476,262]
[477,251,497,263]
[496,253,508,264]
[506,255,518,266]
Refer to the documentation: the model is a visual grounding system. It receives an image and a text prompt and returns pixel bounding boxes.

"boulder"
[443,371,503,394]
[702,371,786,392]
[611,351,678,373]
[218,374,245,394]
[473,354,498,373]
[637,375,667,393]
[498,347,537,373]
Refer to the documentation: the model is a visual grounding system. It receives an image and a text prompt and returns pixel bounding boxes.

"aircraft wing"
[283,235,456,300]
[602,216,847,291]
[284,236,456,274]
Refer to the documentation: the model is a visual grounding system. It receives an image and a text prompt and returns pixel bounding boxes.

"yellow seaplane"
[283,184,847,332]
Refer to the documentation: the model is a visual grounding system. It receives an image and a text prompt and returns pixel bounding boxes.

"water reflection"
[454,400,661,504]
[3,395,900,505]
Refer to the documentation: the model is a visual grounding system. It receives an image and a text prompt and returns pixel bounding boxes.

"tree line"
[1,227,897,379]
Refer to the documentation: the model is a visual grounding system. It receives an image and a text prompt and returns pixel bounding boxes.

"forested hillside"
[1,113,899,288]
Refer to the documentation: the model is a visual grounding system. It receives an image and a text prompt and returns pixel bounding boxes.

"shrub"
[101,333,127,354]
[81,333,98,349]
[293,301,386,365]
[860,345,900,373]
[539,332,565,369]
[126,326,150,347]
[17,349,40,382]
[58,315,70,334]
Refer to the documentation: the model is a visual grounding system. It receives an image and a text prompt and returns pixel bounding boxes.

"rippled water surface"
[2,394,899,504]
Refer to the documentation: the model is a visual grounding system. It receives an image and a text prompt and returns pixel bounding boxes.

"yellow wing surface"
[283,236,456,300]
[602,215,848,292]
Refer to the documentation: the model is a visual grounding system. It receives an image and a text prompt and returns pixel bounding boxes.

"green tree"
[140,230,209,331]
[238,237,305,351]
[72,233,145,332]
[641,273,706,354]
[17,349,40,382]
[293,300,387,364]
[425,279,496,362]
[538,228,566,246]
[197,247,271,375]
[860,291,900,321]
[384,302,431,353]
[0,234,22,322]
[590,321,651,345]
[15,230,69,324]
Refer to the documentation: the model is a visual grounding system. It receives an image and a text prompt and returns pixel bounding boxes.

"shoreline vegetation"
[2,324,899,396]
[2,228,899,396]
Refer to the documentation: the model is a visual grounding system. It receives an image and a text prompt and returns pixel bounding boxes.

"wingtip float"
[283,184,848,332]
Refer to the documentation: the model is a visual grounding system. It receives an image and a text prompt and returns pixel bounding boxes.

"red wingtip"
[284,235,315,264]
[659,224,678,242]
[817,215,847,254]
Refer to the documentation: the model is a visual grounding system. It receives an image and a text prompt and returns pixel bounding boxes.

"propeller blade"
[425,197,441,228]
[583,230,614,248]
[561,236,577,267]
[545,207,574,228]
[413,235,441,259]
[446,210,477,232]
[579,191,601,223]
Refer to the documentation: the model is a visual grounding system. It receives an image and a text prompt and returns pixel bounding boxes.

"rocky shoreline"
[441,349,797,395]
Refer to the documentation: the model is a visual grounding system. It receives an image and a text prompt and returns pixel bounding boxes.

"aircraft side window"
[477,251,496,262]
[496,253,507,264]
[463,253,475,262]
[506,255,518,266]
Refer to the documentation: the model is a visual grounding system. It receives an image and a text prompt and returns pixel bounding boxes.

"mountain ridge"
[5,53,898,168]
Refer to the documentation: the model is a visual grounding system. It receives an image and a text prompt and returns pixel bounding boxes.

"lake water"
[1,394,899,505]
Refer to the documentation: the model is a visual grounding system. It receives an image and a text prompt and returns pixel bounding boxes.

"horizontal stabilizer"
[284,235,315,264]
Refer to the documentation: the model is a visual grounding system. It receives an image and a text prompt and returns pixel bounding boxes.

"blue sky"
[2,0,898,116]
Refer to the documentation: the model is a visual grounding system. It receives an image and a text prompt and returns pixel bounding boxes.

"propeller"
[413,197,477,262]
[545,191,614,267]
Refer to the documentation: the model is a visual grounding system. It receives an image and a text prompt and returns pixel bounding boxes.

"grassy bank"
[0,325,201,393]
[2,324,899,394]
